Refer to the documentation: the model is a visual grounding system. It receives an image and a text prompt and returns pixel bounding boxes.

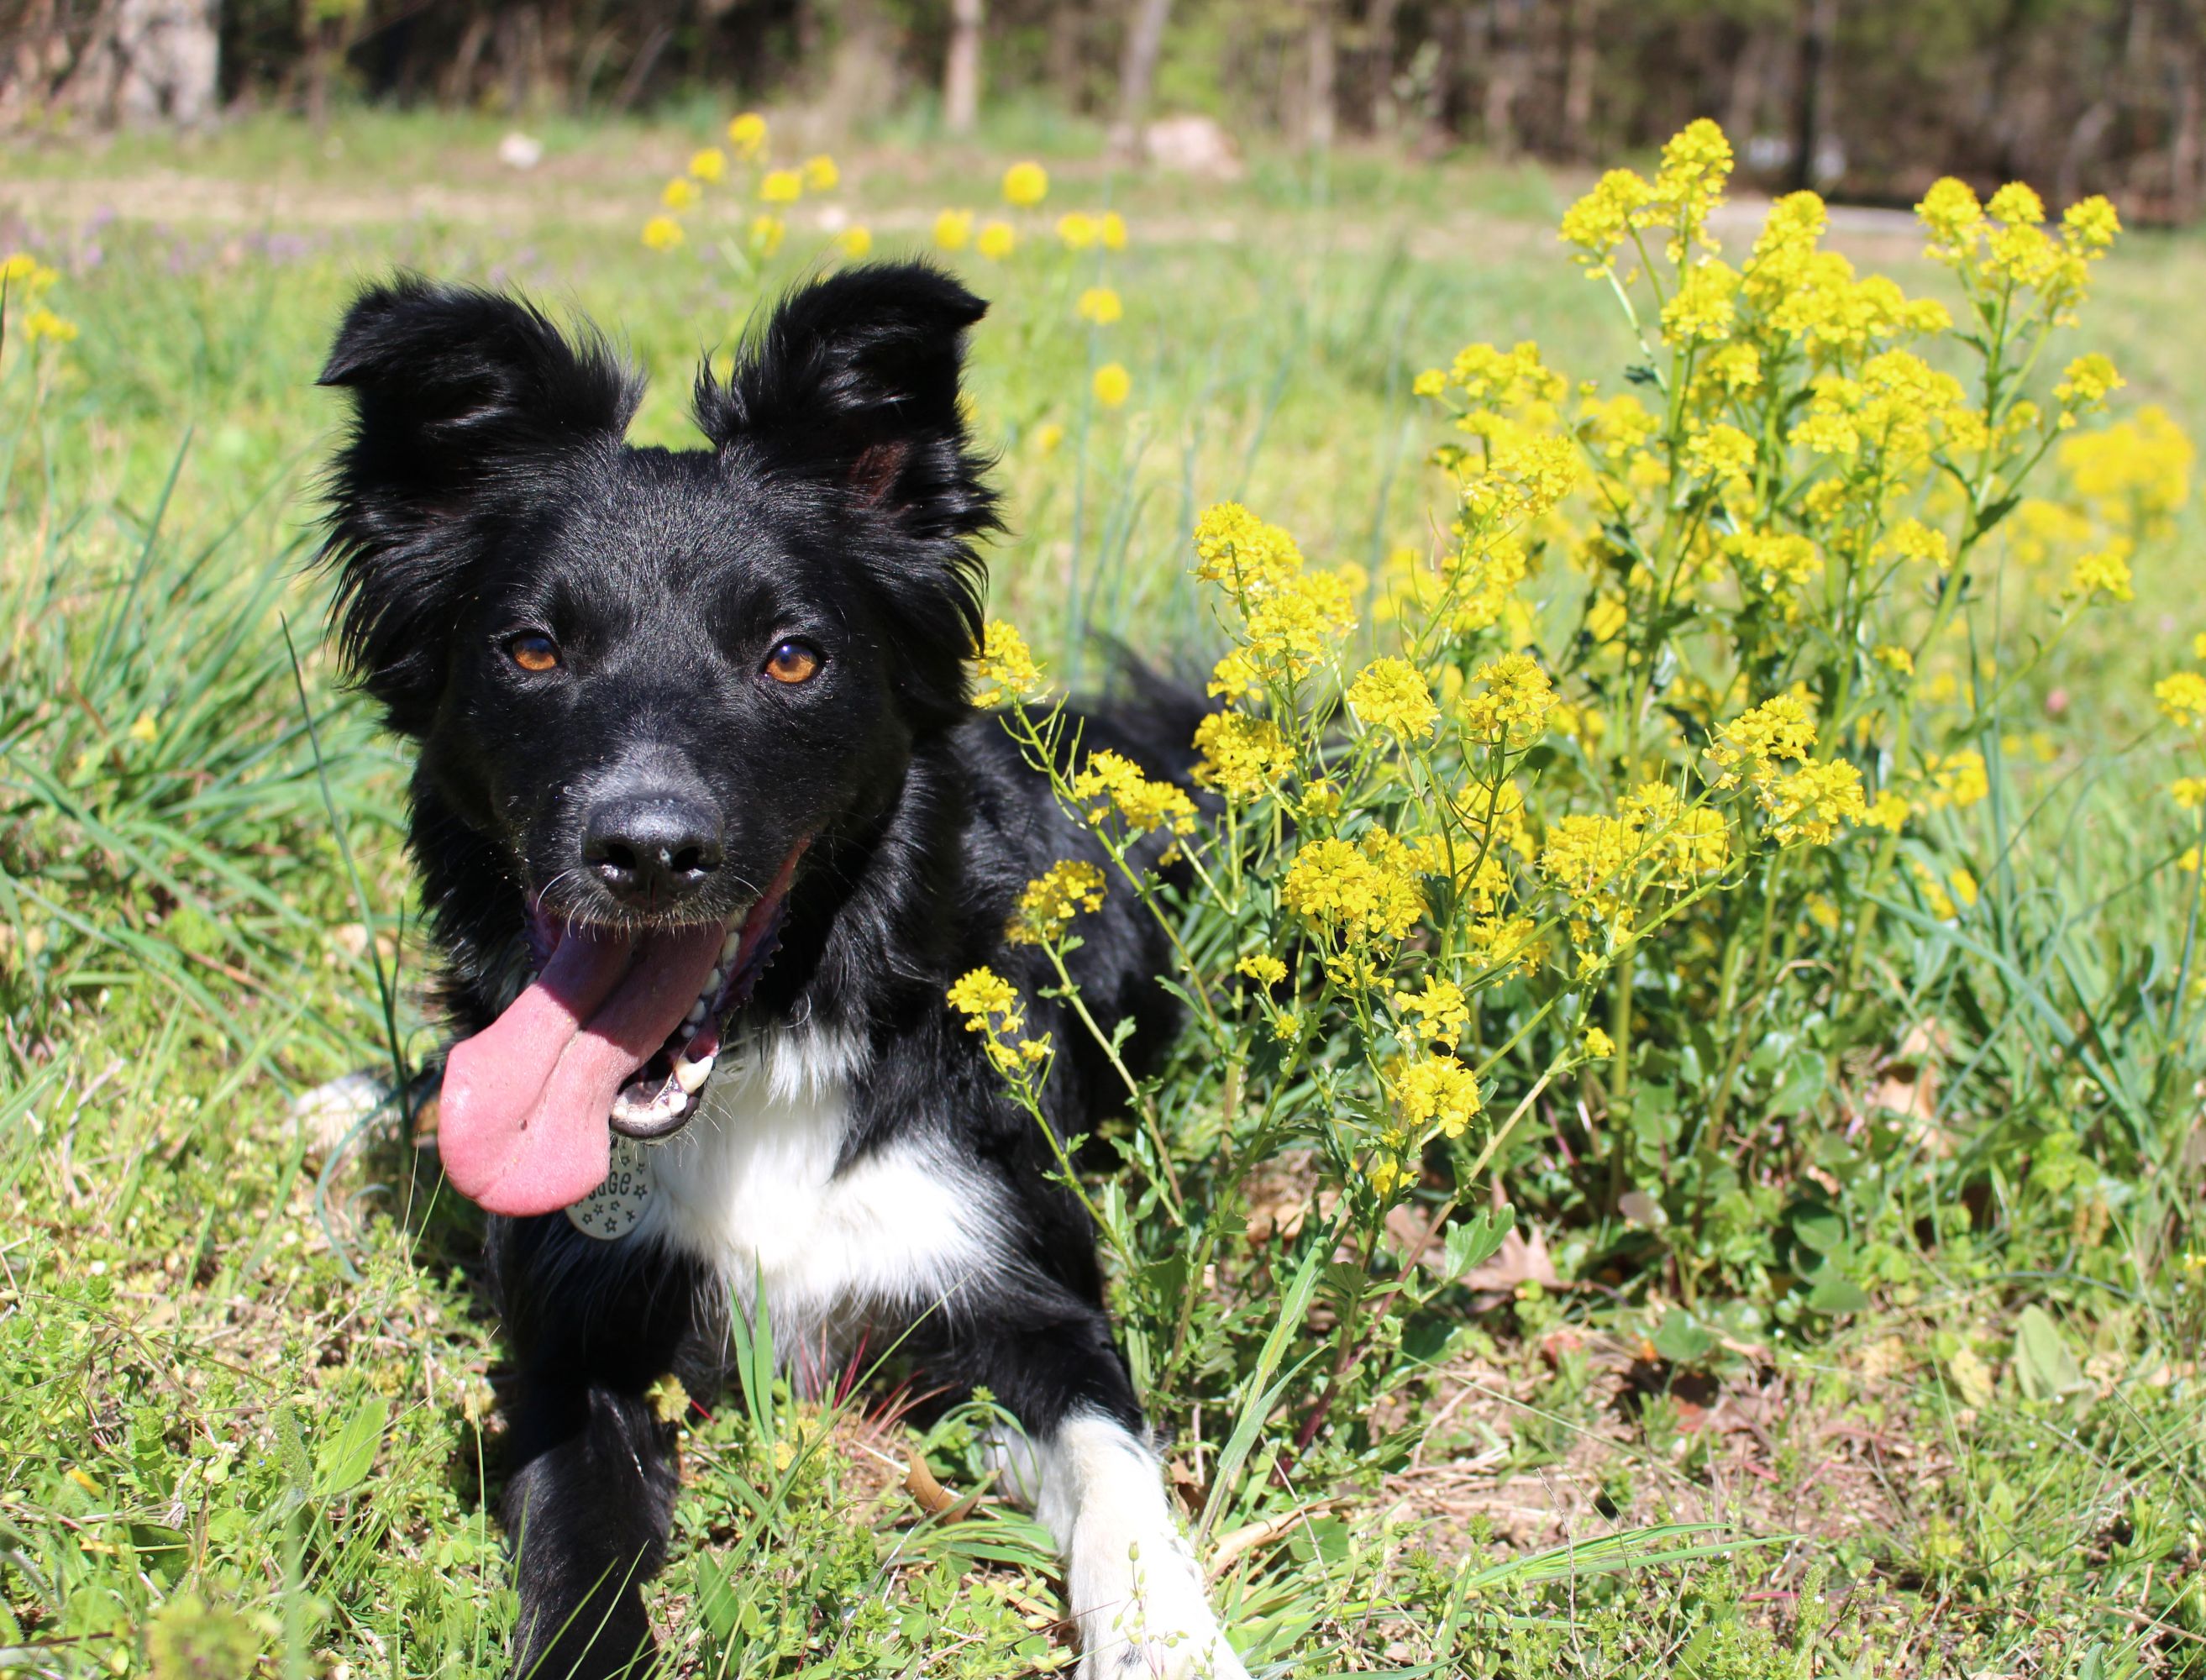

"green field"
[4,109,2205,1677]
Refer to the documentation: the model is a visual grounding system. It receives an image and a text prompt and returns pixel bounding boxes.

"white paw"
[1071,1529,1250,1680]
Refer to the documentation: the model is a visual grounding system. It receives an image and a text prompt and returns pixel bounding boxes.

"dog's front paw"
[1071,1530,1250,1680]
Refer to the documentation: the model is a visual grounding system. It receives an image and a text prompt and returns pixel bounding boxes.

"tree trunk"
[1788,0,1838,192]
[1304,0,1335,150]
[2172,34,2203,222]
[1365,0,1401,132]
[943,0,981,134]
[55,0,218,125]
[1483,0,1526,158]
[1111,0,1172,154]
[1562,0,1597,154]
[822,0,897,133]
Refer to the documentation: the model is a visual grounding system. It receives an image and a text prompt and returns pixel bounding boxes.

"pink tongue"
[438,921,725,1216]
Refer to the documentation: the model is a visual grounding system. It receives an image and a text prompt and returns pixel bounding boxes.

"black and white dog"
[317,264,1248,1679]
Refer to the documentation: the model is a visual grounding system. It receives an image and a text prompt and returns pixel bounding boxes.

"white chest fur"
[632,1028,1000,1381]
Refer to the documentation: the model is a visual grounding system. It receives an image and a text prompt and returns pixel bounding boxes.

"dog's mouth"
[435,843,805,1218]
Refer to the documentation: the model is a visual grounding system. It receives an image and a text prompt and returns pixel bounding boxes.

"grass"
[3,105,2204,1677]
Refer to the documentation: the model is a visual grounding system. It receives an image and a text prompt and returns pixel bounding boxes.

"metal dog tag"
[565,1137,654,1242]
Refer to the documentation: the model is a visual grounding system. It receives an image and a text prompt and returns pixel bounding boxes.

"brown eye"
[508,633,560,674]
[765,639,822,685]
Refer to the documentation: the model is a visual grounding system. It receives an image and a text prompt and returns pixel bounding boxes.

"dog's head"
[318,263,995,1215]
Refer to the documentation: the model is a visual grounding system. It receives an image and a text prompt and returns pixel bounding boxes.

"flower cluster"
[1007,861,1106,947]
[971,620,1046,708]
[1,253,75,350]
[946,967,1051,1078]
[640,111,855,267]
[1069,750,1196,837]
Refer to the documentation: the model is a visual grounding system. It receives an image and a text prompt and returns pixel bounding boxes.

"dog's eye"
[507,633,561,674]
[765,639,822,685]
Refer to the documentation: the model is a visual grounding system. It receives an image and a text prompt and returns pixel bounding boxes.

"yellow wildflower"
[1581,1026,1615,1059]
[2156,672,2206,729]
[1347,657,1438,742]
[1987,182,2046,227]
[2055,353,2123,415]
[1917,177,1985,264]
[1282,834,1426,946]
[641,215,685,251]
[1460,653,1554,748]
[1399,977,1470,1048]
[1092,362,1132,407]
[934,209,974,251]
[837,226,874,260]
[1007,861,1106,945]
[1193,711,1293,801]
[1925,749,1989,809]
[1765,758,1870,845]
[1069,749,1197,837]
[1076,286,1123,325]
[2173,778,2206,811]
[1559,168,1658,273]
[1878,517,1951,570]
[1386,1052,1484,1138]
[971,619,1045,707]
[2065,543,2135,603]
[1726,531,1819,591]
[1194,501,1305,592]
[1683,422,1756,483]
[759,169,803,204]
[802,154,839,192]
[1707,693,1817,786]
[727,111,768,157]
[1367,1152,1413,1199]
[1001,160,1048,207]
[947,966,1019,1026]
[1100,211,1128,249]
[1057,212,1097,249]
[689,148,727,181]
[976,219,1016,261]
[748,214,786,257]
[1237,953,1288,986]
[1660,259,1741,343]
[662,177,701,211]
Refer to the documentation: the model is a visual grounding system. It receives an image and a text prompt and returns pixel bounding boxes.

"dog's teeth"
[721,927,743,963]
[703,967,723,995]
[684,998,707,1026]
[675,1053,714,1094]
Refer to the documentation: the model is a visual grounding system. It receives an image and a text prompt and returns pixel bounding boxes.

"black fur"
[318,264,1197,1680]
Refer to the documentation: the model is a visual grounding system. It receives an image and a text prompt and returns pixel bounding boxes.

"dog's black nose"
[583,793,724,906]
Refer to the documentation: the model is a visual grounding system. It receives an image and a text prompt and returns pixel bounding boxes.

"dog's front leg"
[947,1305,1252,1680]
[493,1219,700,1680]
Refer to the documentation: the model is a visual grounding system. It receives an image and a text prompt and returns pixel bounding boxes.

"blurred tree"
[6,0,2203,223]
[944,0,981,130]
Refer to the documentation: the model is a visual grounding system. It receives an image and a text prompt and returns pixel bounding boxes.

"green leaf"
[1806,1272,1870,1315]
[1788,1205,1846,1255]
[314,1394,388,1499]
[2012,1305,2087,1402]
[1969,492,2022,542]
[1441,1205,1514,1282]
[1652,1309,1718,1368]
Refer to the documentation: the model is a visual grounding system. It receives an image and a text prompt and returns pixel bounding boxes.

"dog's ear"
[318,276,640,734]
[696,261,994,528]
[697,262,999,726]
